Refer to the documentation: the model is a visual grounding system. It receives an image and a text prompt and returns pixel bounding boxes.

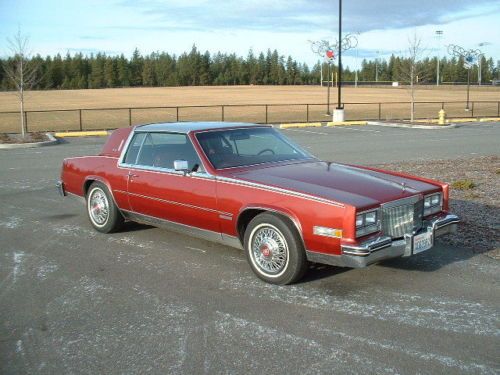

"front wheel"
[86,181,124,233]
[244,213,307,285]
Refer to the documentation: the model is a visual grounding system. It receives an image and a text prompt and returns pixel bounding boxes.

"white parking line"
[334,127,381,133]
[185,246,207,253]
[284,129,329,135]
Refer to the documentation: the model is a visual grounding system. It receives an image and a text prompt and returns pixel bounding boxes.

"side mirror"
[173,160,189,173]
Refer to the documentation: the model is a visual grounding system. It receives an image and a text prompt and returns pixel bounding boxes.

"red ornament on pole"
[326,50,334,59]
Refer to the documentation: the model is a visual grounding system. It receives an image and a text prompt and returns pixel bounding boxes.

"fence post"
[24,111,28,133]
[306,104,309,123]
[176,107,179,122]
[79,109,83,131]
[378,103,381,120]
[128,108,132,126]
[441,102,444,110]
[471,102,474,117]
[498,101,500,117]
[265,105,268,124]
[221,105,225,122]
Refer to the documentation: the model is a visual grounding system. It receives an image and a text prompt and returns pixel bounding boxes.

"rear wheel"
[86,181,123,233]
[244,213,307,285]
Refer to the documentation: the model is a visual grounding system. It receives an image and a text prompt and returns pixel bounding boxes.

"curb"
[54,130,109,137]
[280,121,367,129]
[479,117,500,122]
[0,133,58,149]
[280,122,322,129]
[326,121,367,126]
[367,121,457,129]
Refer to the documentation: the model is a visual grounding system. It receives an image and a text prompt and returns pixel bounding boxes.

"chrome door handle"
[128,172,139,178]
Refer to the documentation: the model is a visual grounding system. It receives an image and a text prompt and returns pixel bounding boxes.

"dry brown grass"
[0,85,498,132]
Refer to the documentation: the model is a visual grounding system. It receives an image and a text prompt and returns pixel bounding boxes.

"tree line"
[1,45,498,90]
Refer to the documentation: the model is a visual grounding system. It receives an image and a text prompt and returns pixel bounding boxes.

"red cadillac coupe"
[57,122,459,284]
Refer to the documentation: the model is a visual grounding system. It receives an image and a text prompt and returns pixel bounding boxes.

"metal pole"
[478,58,482,85]
[466,69,470,110]
[176,107,179,122]
[326,64,331,114]
[320,64,323,86]
[265,105,268,124]
[306,104,309,123]
[24,111,28,133]
[79,109,82,131]
[471,101,474,117]
[437,58,440,86]
[337,0,343,109]
[435,30,443,86]
[221,105,225,122]
[378,103,381,120]
[128,108,132,126]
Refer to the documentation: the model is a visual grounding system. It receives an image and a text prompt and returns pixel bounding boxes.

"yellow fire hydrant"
[438,109,446,125]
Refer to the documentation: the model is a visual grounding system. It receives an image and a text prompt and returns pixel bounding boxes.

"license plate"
[413,231,433,254]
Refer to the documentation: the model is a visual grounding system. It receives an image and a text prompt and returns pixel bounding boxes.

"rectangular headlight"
[356,209,380,237]
[424,192,442,216]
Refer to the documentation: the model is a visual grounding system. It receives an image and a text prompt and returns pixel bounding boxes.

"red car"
[57,122,459,284]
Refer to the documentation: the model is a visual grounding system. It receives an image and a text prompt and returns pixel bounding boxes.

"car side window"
[123,133,146,164]
[129,132,202,172]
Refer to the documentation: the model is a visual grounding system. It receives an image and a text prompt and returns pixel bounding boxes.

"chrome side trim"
[120,210,242,250]
[117,163,215,180]
[217,176,344,208]
[113,189,232,217]
[124,191,232,216]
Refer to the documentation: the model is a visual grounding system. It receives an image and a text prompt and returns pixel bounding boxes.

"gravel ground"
[375,155,500,259]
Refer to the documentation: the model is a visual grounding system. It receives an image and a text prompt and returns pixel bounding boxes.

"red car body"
[58,122,459,280]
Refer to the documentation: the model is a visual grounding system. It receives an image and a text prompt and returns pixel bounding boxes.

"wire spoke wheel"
[250,224,289,276]
[88,188,109,226]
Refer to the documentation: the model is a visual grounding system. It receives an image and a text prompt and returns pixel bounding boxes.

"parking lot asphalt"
[1,123,499,374]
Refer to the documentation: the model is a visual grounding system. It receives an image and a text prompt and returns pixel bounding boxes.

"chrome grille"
[382,196,423,238]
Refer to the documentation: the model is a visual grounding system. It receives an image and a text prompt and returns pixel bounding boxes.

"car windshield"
[196,127,314,169]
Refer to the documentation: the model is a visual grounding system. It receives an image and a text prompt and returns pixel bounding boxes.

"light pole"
[336,0,343,112]
[375,50,380,82]
[435,30,443,85]
[448,44,482,111]
[477,42,489,85]
[310,40,336,114]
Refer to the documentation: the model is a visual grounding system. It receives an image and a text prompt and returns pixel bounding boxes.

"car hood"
[223,161,439,208]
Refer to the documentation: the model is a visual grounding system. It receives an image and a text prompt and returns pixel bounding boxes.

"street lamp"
[435,30,443,85]
[477,42,490,85]
[310,40,336,114]
[448,44,482,111]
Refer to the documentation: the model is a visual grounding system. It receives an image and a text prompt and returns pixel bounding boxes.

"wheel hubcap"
[89,189,109,225]
[252,225,288,274]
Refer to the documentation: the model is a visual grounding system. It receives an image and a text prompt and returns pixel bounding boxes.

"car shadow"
[301,263,351,283]
[122,222,154,232]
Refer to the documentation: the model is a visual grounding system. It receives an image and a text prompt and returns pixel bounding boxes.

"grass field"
[1,85,499,132]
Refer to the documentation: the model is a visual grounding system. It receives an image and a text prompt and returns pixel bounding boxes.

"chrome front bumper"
[306,214,460,268]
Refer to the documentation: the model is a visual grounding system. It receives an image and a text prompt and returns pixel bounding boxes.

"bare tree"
[399,33,428,122]
[2,29,39,137]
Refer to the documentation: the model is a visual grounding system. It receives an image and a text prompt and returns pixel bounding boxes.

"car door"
[123,131,220,234]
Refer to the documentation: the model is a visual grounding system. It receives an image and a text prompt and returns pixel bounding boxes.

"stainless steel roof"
[135,122,271,133]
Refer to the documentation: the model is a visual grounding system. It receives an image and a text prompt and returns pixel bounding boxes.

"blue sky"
[1,0,499,68]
